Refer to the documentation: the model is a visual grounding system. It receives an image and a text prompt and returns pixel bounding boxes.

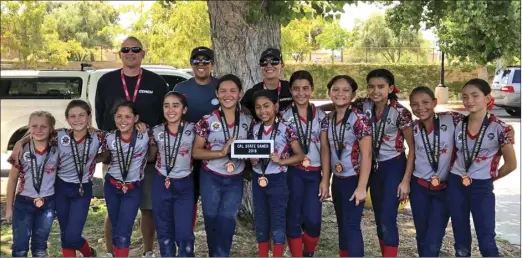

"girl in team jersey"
[280,70,330,257]
[326,75,372,257]
[448,79,517,257]
[149,92,196,257]
[250,90,305,257]
[99,101,152,257]
[5,111,60,257]
[351,69,415,257]
[192,75,253,257]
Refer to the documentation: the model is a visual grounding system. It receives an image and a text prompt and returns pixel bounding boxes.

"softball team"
[4,70,517,258]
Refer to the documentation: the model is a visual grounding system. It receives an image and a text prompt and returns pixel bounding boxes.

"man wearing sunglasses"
[95,36,168,257]
[172,46,220,239]
[240,48,293,118]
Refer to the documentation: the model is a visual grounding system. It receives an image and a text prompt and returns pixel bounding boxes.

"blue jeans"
[332,175,365,257]
[446,173,499,257]
[199,169,243,257]
[286,166,322,238]
[55,177,92,249]
[409,177,449,257]
[103,174,142,249]
[11,195,55,257]
[252,172,289,244]
[152,172,195,257]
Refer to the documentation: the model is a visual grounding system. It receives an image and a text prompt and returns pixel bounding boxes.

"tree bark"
[477,64,489,81]
[207,1,281,220]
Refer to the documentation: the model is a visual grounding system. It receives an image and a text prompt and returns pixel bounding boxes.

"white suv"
[491,66,521,117]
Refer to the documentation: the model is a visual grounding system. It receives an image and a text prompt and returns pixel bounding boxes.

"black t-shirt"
[241,80,292,120]
[95,68,169,131]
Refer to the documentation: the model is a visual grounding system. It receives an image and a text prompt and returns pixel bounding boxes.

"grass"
[1,198,520,257]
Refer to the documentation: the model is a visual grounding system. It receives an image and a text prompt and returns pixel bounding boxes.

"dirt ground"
[0,198,520,257]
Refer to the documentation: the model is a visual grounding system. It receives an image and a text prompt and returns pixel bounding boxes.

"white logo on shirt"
[60,135,71,146]
[23,152,31,162]
[211,121,222,132]
[211,98,219,105]
[139,90,154,94]
[158,131,165,142]
[111,140,116,150]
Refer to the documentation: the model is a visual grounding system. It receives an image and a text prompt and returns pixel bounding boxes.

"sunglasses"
[120,47,142,53]
[259,59,281,67]
[191,58,212,65]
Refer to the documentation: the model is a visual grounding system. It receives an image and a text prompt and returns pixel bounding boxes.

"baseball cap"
[259,48,283,62]
[190,46,214,61]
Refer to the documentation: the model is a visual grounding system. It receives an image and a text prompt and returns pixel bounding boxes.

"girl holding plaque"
[192,74,253,257]
[280,70,330,257]
[149,92,197,257]
[326,75,372,257]
[99,101,152,257]
[351,69,415,257]
[250,90,305,257]
[5,111,59,257]
[447,79,517,257]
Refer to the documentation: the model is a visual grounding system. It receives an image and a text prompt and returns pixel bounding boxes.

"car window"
[161,75,188,91]
[0,77,83,99]
[512,70,520,84]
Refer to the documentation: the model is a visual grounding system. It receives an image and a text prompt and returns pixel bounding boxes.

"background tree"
[315,20,351,63]
[384,0,521,78]
[281,15,325,63]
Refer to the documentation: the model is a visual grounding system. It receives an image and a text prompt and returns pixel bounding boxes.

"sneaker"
[103,253,113,257]
[142,251,155,257]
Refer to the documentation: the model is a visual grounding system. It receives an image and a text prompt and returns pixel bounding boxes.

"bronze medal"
[302,157,311,169]
[258,176,268,188]
[462,175,472,187]
[165,178,171,189]
[226,161,236,173]
[34,197,44,208]
[121,184,128,194]
[335,162,343,173]
[430,175,440,187]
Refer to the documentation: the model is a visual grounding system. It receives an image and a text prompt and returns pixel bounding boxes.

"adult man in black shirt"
[240,48,293,119]
[95,36,168,257]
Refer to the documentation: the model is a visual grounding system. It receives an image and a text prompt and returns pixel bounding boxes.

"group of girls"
[4,68,516,258]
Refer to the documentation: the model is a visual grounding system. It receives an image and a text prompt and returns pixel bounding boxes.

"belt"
[416,178,447,191]
[108,177,139,191]
[295,164,321,172]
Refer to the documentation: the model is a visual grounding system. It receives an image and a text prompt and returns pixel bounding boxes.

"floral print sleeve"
[195,117,210,139]
[285,124,298,142]
[497,120,514,146]
[354,112,372,140]
[396,105,414,130]
[320,116,329,132]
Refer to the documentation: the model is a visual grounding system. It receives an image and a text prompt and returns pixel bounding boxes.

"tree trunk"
[207,1,281,221]
[477,65,489,81]
[207,1,281,90]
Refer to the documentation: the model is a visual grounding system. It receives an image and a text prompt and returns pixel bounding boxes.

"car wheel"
[505,108,521,117]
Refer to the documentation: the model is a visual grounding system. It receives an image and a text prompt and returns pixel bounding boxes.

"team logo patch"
[60,135,71,146]
[242,123,248,130]
[487,133,495,140]
[184,130,192,136]
[440,124,447,132]
[23,152,31,162]
[111,140,116,150]
[345,122,351,131]
[211,121,221,132]
[457,131,463,143]
[413,126,419,136]
[365,109,372,119]
[137,133,143,140]
[211,98,219,105]
[386,117,392,124]
[158,131,165,142]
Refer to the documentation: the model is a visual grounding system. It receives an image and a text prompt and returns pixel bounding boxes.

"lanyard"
[462,114,491,173]
[420,115,440,174]
[291,103,314,154]
[164,122,185,176]
[257,120,279,176]
[29,141,51,195]
[115,130,138,182]
[218,107,240,158]
[371,104,390,160]
[331,109,352,160]
[70,132,92,183]
[120,69,143,102]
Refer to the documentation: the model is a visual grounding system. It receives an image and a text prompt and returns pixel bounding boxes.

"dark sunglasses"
[191,58,212,65]
[259,59,281,67]
[120,47,142,53]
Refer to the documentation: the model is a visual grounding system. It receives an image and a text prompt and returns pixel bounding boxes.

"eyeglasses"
[259,59,281,67]
[191,58,212,66]
[120,47,142,53]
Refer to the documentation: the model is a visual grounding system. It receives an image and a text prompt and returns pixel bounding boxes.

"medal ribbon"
[420,115,440,175]
[371,104,390,161]
[218,106,240,159]
[70,132,92,184]
[462,114,491,173]
[29,141,51,196]
[257,119,279,177]
[291,103,314,154]
[164,122,185,176]
[331,108,352,160]
[115,130,138,182]
[120,69,143,102]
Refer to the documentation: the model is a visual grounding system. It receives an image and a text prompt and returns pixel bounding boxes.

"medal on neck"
[115,130,138,194]
[29,140,51,208]
[219,106,240,173]
[70,131,92,196]
[291,103,313,170]
[164,122,184,189]
[420,115,440,186]
[331,108,351,173]
[257,118,279,187]
[371,102,390,171]
[461,114,491,186]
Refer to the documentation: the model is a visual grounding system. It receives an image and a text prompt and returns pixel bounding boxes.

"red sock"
[61,248,76,257]
[383,245,398,257]
[339,249,348,257]
[114,246,130,257]
[78,239,93,257]
[302,232,319,254]
[272,243,285,257]
[287,237,303,257]
[379,240,385,256]
[258,242,270,257]
[192,204,198,230]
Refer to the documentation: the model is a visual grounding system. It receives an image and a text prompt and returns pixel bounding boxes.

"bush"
[283,63,491,99]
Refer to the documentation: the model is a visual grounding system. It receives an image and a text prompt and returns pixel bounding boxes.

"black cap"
[259,48,283,62]
[190,46,214,61]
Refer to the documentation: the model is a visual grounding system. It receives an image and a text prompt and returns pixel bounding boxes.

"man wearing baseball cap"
[240,47,293,118]
[172,46,220,236]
